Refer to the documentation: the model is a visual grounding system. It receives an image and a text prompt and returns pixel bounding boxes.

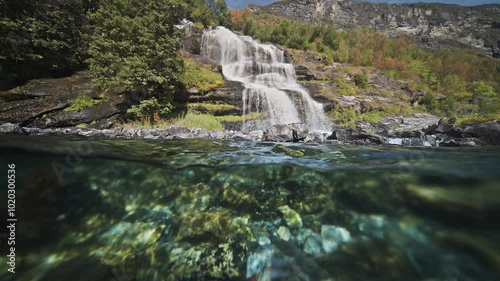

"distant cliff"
[261,0,500,57]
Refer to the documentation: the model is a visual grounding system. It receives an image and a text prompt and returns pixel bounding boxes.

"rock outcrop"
[0,73,125,128]
[262,0,500,57]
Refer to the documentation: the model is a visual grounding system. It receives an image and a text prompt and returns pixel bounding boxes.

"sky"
[225,0,500,10]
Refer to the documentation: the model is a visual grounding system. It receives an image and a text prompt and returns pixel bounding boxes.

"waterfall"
[201,27,332,132]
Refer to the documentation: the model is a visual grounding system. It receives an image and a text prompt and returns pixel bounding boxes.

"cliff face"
[262,0,500,57]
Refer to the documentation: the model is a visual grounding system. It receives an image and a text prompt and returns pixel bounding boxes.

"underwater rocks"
[278,205,303,230]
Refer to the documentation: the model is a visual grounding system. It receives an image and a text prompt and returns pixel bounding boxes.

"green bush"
[127,97,173,121]
[0,0,93,89]
[87,0,185,97]
[421,93,439,114]
[354,72,368,88]
[65,95,105,112]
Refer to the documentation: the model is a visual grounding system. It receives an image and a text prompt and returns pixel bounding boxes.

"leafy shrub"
[127,97,173,121]
[65,95,104,112]
[354,72,368,88]
[0,0,93,89]
[421,93,439,114]
[87,0,185,97]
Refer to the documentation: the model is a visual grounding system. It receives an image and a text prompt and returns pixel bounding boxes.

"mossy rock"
[176,210,232,242]
[221,184,259,213]
[174,183,215,215]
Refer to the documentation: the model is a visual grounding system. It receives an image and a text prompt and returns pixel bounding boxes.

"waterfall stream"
[201,27,332,132]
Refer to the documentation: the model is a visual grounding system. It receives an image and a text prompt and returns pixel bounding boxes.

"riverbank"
[1,116,498,146]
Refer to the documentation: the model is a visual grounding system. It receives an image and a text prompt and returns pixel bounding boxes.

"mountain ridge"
[259,0,500,57]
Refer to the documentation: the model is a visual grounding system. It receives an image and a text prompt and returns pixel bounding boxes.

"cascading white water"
[201,27,332,132]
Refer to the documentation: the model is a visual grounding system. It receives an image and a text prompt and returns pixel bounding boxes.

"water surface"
[1,136,499,281]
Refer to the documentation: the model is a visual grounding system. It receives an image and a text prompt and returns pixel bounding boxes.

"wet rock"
[282,172,334,215]
[455,121,500,145]
[294,65,315,81]
[168,242,242,280]
[263,124,292,142]
[174,183,214,214]
[320,239,419,281]
[246,244,274,279]
[190,127,211,138]
[273,144,305,157]
[436,231,500,277]
[397,113,440,132]
[276,226,292,241]
[0,122,25,134]
[328,128,384,144]
[278,205,303,230]
[247,129,264,141]
[177,210,232,241]
[0,73,124,128]
[263,123,309,142]
[290,122,309,141]
[221,185,259,213]
[177,19,203,55]
[303,232,323,256]
[166,125,190,135]
[321,225,351,254]
[304,131,326,142]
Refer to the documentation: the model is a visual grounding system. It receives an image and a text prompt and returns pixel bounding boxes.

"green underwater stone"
[278,205,303,229]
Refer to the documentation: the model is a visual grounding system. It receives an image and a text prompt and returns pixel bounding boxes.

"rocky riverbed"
[1,136,499,281]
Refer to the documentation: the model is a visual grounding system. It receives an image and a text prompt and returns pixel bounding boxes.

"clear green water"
[1,136,499,281]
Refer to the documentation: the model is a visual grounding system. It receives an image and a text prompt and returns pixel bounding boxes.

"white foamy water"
[201,27,332,132]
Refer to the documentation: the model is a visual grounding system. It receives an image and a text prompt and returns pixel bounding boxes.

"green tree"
[87,0,185,100]
[0,0,92,89]
[187,0,231,27]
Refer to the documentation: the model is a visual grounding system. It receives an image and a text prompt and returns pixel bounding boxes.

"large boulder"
[328,128,384,144]
[452,121,500,145]
[263,123,309,142]
[0,73,124,128]
[177,19,204,55]
[0,122,25,134]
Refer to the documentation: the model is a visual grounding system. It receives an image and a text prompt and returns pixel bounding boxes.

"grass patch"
[456,112,500,125]
[215,112,265,122]
[182,55,224,92]
[173,113,224,130]
[120,112,224,131]
[187,102,237,115]
[65,94,105,112]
